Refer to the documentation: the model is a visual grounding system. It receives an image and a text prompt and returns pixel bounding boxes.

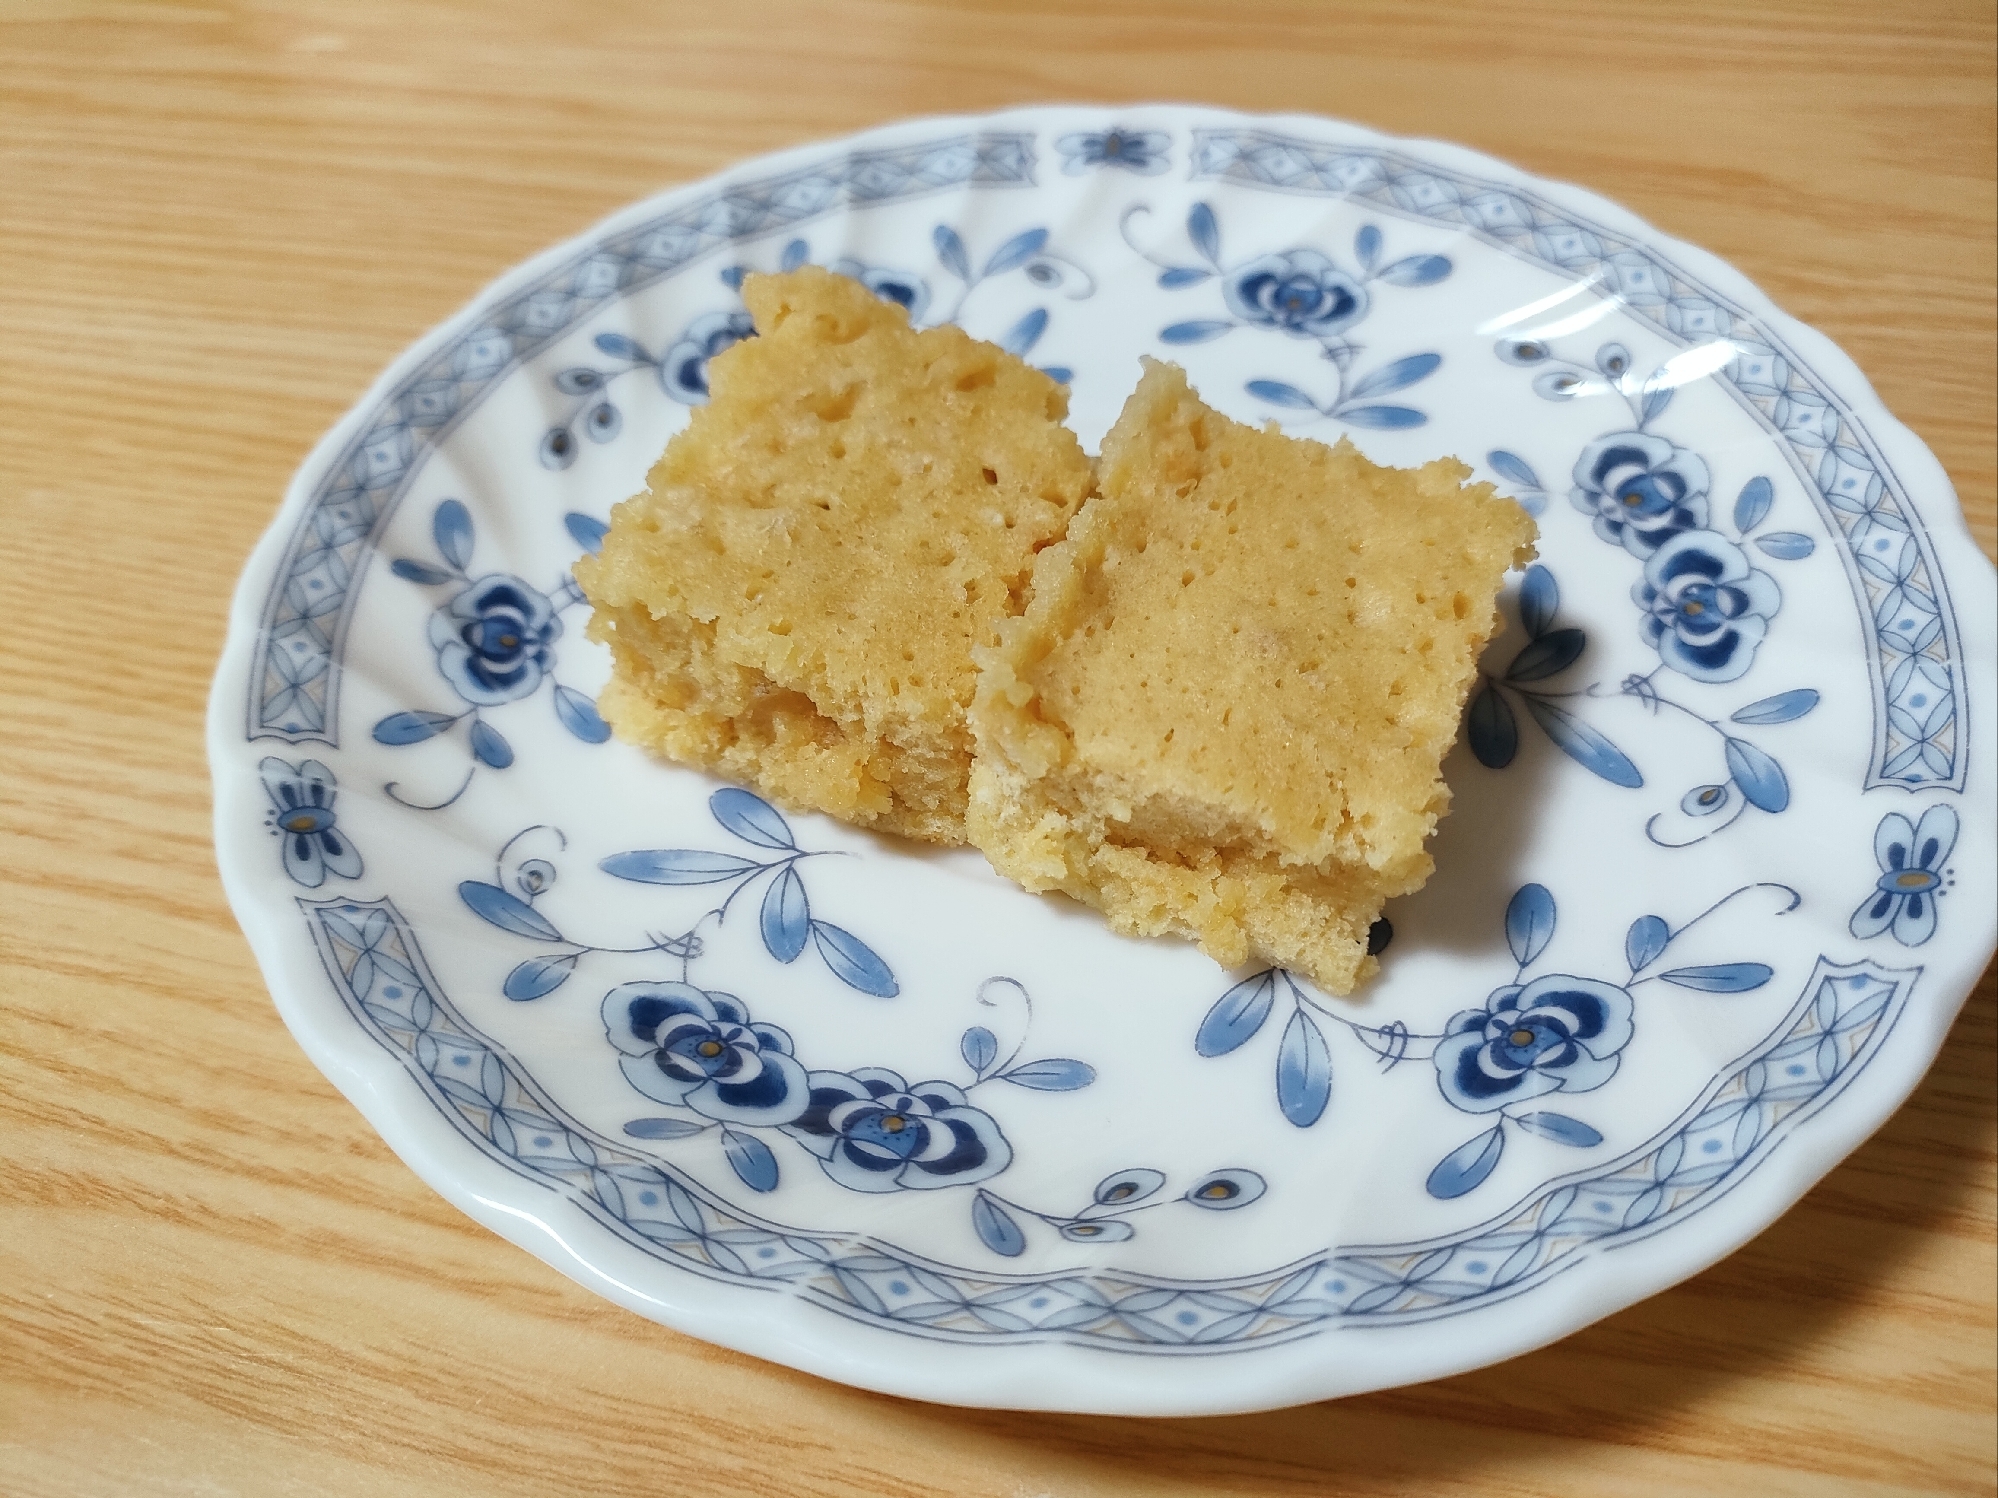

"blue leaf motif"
[1661,963,1773,993]
[961,1025,998,1076]
[1348,353,1441,400]
[1640,384,1674,424]
[623,1117,707,1140]
[564,512,608,555]
[1467,680,1518,769]
[469,719,513,769]
[594,332,644,360]
[710,788,795,849]
[1520,695,1644,787]
[1355,224,1381,272]
[391,559,454,585]
[1094,1169,1166,1206]
[1161,319,1233,344]
[1376,254,1451,287]
[373,710,457,745]
[458,880,563,941]
[1196,971,1276,1057]
[1188,202,1220,263]
[760,867,810,963]
[982,227,1049,278]
[1489,449,1545,494]
[1732,689,1819,725]
[1734,475,1774,534]
[718,266,746,290]
[721,1127,779,1192]
[504,952,579,1001]
[1506,628,1585,682]
[1625,914,1670,972]
[1275,1010,1332,1128]
[1505,883,1556,967]
[1337,405,1427,430]
[553,684,611,743]
[932,224,971,281]
[1185,1169,1266,1210]
[1724,737,1789,813]
[972,1191,1026,1257]
[1519,564,1559,638]
[779,237,809,272]
[433,499,474,571]
[598,849,760,885]
[1158,267,1211,289]
[1512,1111,1603,1147]
[811,922,899,997]
[1427,1126,1504,1199]
[1246,380,1319,411]
[999,307,1049,358]
[999,1058,1096,1091]
[583,402,622,444]
[539,428,577,470]
[1755,532,1816,560]
[1039,366,1072,385]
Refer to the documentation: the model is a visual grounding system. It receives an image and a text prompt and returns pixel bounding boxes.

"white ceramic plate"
[209,106,1996,1416]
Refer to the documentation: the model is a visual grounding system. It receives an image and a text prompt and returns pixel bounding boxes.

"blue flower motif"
[602,982,810,1127]
[1054,128,1170,176]
[784,1067,1011,1192]
[1435,975,1635,1114]
[259,756,363,888]
[828,259,931,323]
[1222,249,1370,339]
[1633,530,1782,684]
[427,574,561,705]
[1571,431,1711,557]
[660,309,756,404]
[1850,805,1958,946]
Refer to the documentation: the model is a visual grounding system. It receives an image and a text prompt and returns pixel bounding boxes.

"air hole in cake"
[956,363,997,392]
[810,385,860,422]
[1452,592,1471,619]
[981,466,999,485]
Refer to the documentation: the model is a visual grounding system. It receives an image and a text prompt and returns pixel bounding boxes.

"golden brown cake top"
[578,265,1095,738]
[979,358,1536,880]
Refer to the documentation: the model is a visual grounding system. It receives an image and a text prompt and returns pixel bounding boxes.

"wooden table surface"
[2,2,1992,1493]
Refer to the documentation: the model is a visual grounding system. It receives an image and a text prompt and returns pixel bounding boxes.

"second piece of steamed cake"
[968,360,1537,994]
[576,266,1095,844]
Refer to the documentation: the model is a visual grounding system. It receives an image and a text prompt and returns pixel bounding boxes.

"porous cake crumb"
[576,266,1095,844]
[967,360,1536,993]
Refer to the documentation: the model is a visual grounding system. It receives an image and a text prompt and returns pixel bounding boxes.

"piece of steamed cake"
[576,266,1095,844]
[967,359,1536,993]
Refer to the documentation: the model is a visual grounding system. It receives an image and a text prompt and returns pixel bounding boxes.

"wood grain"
[1,2,1991,1494]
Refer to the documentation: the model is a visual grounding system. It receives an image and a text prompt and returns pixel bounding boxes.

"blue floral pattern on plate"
[259,756,364,887]
[212,109,1993,1414]
[371,498,608,808]
[1850,805,1960,947]
[1123,203,1450,427]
